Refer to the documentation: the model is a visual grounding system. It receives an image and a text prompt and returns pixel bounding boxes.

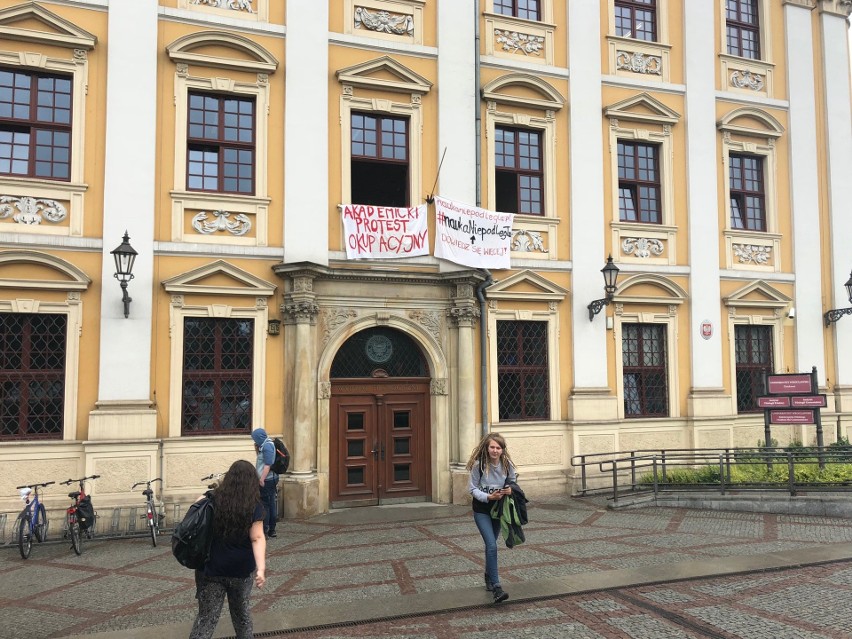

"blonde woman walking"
[467,432,516,604]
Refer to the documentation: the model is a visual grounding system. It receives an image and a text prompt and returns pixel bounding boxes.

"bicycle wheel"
[35,504,48,543]
[148,501,158,547]
[69,519,82,555]
[18,508,32,559]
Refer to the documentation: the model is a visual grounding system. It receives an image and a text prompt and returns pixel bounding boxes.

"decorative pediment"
[336,56,432,94]
[486,269,568,302]
[166,31,278,73]
[0,2,96,50]
[604,92,680,125]
[481,73,564,110]
[717,107,784,139]
[724,280,791,309]
[162,260,276,296]
[615,273,687,304]
[0,249,91,291]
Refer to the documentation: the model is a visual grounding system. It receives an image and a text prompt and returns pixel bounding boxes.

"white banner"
[433,196,514,269]
[341,204,429,260]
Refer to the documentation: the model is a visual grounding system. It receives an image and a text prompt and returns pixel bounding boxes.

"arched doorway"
[329,327,432,507]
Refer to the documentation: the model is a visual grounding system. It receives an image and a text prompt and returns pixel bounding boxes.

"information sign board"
[757,396,791,408]
[767,374,813,395]
[770,410,816,425]
[790,395,827,408]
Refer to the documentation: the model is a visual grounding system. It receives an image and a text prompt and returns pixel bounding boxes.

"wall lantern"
[110,231,137,319]
[267,319,282,335]
[588,255,620,322]
[824,269,852,327]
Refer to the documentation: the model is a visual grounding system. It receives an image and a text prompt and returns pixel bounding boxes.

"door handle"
[370,444,379,460]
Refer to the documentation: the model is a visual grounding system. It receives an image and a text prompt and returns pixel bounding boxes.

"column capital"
[282,300,319,324]
[448,305,480,327]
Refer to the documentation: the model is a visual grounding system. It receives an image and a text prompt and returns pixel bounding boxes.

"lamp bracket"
[588,298,609,322]
[824,306,852,327]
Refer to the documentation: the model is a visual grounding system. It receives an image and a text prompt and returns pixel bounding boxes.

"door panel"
[332,396,378,505]
[330,381,430,507]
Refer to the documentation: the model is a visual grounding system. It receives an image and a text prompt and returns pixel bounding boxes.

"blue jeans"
[260,477,278,534]
[473,510,501,587]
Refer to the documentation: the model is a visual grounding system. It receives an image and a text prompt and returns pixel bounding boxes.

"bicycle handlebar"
[15,481,55,490]
[200,473,225,482]
[60,475,101,486]
[130,478,163,490]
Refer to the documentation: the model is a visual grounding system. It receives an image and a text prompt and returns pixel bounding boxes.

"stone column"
[448,281,480,503]
[784,0,827,384]
[683,0,728,418]
[280,271,320,517]
[817,0,852,433]
[567,0,618,421]
[89,0,158,440]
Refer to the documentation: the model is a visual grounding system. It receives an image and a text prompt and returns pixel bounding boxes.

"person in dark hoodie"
[251,427,278,538]
[467,432,516,604]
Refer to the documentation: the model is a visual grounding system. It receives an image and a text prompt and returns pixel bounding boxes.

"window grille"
[497,320,549,421]
[622,323,668,418]
[331,327,428,378]
[735,324,773,413]
[0,313,66,440]
[182,318,253,434]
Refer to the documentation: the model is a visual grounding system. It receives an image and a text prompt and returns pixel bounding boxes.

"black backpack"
[76,495,96,531]
[171,496,214,569]
[270,437,290,474]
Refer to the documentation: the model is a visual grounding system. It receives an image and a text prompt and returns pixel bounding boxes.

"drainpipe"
[473,0,492,439]
[477,271,493,438]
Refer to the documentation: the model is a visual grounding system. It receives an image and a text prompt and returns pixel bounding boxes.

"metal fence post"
[788,453,795,496]
[719,455,726,495]
[652,456,659,497]
[611,461,619,505]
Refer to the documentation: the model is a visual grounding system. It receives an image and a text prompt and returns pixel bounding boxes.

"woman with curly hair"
[467,432,516,604]
[190,459,266,639]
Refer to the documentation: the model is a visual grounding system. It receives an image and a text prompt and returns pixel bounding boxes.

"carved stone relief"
[511,229,548,253]
[616,51,662,75]
[283,301,319,324]
[494,30,545,56]
[732,243,771,265]
[191,210,251,236]
[354,6,414,35]
[318,382,331,400]
[191,0,254,12]
[408,310,441,341]
[0,196,67,225]
[448,306,480,327]
[430,378,448,396]
[321,308,357,345]
[622,237,664,259]
[730,69,765,91]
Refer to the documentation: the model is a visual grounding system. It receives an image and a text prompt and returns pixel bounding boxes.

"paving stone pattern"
[1,497,851,638]
[295,563,852,639]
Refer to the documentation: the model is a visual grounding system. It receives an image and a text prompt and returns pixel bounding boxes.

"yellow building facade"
[0,0,850,520]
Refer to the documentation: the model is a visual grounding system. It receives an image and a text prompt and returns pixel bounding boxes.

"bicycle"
[131,478,163,547]
[15,481,54,559]
[200,472,225,490]
[60,475,100,555]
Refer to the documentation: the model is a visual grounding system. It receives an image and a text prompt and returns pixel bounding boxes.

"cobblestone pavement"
[292,561,852,639]
[1,497,852,638]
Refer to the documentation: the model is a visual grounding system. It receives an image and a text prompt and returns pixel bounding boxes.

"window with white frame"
[615,0,657,41]
[0,3,95,237]
[337,57,430,210]
[166,32,277,245]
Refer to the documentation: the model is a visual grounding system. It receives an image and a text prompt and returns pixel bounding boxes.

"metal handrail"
[571,447,852,502]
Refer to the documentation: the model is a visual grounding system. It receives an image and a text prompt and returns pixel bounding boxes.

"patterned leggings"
[189,571,254,639]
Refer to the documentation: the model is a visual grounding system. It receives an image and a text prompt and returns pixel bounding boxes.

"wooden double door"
[330,379,431,507]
